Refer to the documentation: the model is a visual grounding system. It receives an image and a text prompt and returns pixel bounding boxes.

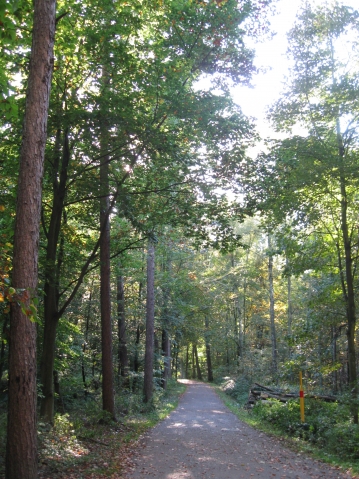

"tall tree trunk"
[286,255,293,338]
[82,278,94,392]
[332,326,338,394]
[192,344,196,379]
[232,299,240,360]
[161,254,171,389]
[185,344,189,379]
[337,121,358,423]
[241,247,250,355]
[133,281,143,377]
[100,103,115,418]
[230,254,241,360]
[134,325,140,373]
[286,254,294,380]
[204,317,214,382]
[194,344,202,380]
[161,329,171,389]
[268,235,277,379]
[174,347,179,379]
[144,240,155,403]
[41,128,70,423]
[6,0,56,476]
[117,272,129,380]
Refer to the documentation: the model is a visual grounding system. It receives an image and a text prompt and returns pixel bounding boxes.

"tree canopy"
[3,0,359,475]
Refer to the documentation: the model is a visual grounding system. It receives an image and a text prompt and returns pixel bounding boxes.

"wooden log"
[248,383,338,405]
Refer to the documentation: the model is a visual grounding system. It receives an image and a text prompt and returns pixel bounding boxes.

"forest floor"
[125,380,357,479]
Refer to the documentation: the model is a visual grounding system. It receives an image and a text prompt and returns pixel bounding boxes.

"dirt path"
[126,380,355,479]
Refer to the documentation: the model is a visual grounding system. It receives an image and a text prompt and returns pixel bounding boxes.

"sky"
[232,0,359,138]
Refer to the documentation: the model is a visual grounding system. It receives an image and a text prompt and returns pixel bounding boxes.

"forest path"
[126,380,354,479]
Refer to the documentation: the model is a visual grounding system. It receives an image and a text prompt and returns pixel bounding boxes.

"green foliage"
[324,423,359,460]
[252,397,359,460]
[34,379,186,477]
[222,376,251,405]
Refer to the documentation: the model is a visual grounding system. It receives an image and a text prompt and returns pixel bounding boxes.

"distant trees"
[244,1,359,420]
[5,0,359,467]
[1,0,273,458]
[29,0,263,424]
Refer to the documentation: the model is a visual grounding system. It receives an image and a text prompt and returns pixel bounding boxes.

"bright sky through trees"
[232,0,359,137]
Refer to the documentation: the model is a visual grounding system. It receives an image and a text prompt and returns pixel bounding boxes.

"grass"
[215,385,359,478]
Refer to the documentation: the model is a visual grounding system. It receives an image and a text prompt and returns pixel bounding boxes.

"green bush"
[323,423,359,460]
[253,398,301,432]
[252,396,359,460]
[222,376,251,405]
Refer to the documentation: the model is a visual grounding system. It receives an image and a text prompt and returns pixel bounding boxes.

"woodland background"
[1,0,359,477]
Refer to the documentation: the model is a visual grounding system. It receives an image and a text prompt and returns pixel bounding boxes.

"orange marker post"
[299,371,305,423]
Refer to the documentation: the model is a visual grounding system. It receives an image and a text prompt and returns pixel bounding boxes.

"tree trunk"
[82,279,93,392]
[6,0,56,476]
[40,312,59,423]
[194,344,202,380]
[192,345,196,379]
[241,247,250,355]
[332,326,338,394]
[100,104,115,418]
[185,344,189,379]
[117,272,129,380]
[133,281,143,377]
[338,129,358,423]
[286,254,294,381]
[204,316,214,382]
[268,235,277,379]
[160,254,171,389]
[286,255,293,338]
[134,325,140,373]
[161,329,171,389]
[233,299,241,359]
[144,240,155,403]
[174,347,179,379]
[41,128,70,423]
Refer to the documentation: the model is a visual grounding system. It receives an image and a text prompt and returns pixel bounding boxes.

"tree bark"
[268,235,277,379]
[160,254,171,389]
[144,240,155,403]
[41,128,70,423]
[194,344,202,380]
[161,329,171,389]
[286,255,293,338]
[134,325,140,373]
[337,121,358,423]
[100,95,115,418]
[204,316,213,382]
[6,0,56,476]
[117,272,129,380]
[241,246,250,355]
[185,344,189,379]
[133,281,143,378]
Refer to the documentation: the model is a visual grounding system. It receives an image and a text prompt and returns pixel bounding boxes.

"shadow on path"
[126,381,354,479]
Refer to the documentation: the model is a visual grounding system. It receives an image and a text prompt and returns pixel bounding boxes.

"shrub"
[323,423,359,460]
[222,376,251,405]
[252,395,359,460]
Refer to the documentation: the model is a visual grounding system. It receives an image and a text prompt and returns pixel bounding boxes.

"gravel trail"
[126,380,356,479]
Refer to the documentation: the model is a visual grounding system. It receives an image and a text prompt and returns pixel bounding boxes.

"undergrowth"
[217,378,359,477]
[0,379,186,479]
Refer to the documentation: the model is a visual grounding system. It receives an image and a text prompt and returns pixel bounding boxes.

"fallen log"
[248,382,338,407]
